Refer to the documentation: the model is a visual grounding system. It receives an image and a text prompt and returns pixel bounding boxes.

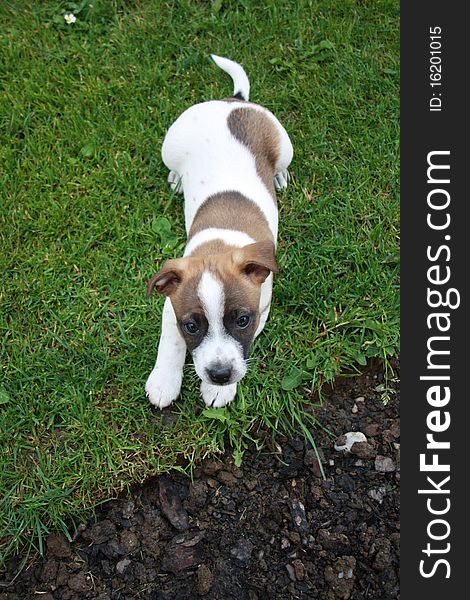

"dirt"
[0,360,399,599]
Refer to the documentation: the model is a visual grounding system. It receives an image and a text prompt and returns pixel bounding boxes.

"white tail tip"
[211,54,250,101]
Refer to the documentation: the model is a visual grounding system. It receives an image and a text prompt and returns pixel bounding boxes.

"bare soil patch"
[1,361,399,599]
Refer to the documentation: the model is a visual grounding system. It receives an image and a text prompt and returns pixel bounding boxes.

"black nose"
[208,366,232,385]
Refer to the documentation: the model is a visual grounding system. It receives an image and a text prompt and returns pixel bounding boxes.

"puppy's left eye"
[183,321,199,335]
[236,315,250,329]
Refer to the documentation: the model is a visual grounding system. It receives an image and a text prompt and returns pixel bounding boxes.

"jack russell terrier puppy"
[145,55,293,409]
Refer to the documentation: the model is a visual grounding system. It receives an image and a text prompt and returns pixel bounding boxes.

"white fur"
[145,298,186,408]
[192,271,246,386]
[255,272,273,338]
[201,381,237,408]
[147,56,293,409]
[161,100,292,240]
[211,54,250,100]
[184,228,255,257]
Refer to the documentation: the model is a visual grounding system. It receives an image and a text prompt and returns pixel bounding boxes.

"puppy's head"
[147,241,278,386]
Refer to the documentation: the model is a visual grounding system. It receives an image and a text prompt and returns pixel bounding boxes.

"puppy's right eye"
[183,321,199,335]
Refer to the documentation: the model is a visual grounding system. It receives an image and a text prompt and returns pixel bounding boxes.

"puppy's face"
[147,241,277,386]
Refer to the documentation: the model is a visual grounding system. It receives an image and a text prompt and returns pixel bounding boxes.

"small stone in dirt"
[355,396,365,403]
[324,556,356,600]
[350,441,376,459]
[230,538,254,563]
[286,563,296,582]
[368,486,387,503]
[46,533,72,559]
[201,459,224,476]
[55,562,69,587]
[141,526,161,559]
[120,530,139,553]
[40,559,58,583]
[187,480,209,509]
[244,477,258,491]
[217,470,238,486]
[363,423,381,437]
[288,531,301,544]
[311,458,323,477]
[231,465,244,478]
[292,559,306,581]
[285,437,303,452]
[161,534,203,573]
[197,564,214,595]
[116,558,131,574]
[351,403,358,413]
[81,520,116,545]
[334,432,367,452]
[318,529,350,554]
[101,538,125,559]
[289,498,309,533]
[121,500,135,519]
[159,477,189,531]
[304,448,324,477]
[180,531,204,547]
[372,537,393,571]
[336,474,355,492]
[68,571,93,593]
[375,455,396,472]
[383,421,400,442]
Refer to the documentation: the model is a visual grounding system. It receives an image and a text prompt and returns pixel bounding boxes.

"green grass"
[0,0,399,565]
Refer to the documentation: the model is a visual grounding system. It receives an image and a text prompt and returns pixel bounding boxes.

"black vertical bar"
[401,2,466,597]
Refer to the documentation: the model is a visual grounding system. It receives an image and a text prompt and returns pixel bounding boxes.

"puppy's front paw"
[201,382,237,408]
[168,170,183,194]
[274,169,290,191]
[145,367,182,409]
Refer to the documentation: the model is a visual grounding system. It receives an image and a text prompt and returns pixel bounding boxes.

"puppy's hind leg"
[162,113,190,195]
[274,169,290,192]
[274,122,294,191]
[146,298,186,409]
[167,170,183,194]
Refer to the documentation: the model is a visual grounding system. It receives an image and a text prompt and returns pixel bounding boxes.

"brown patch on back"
[227,107,280,199]
[188,192,273,248]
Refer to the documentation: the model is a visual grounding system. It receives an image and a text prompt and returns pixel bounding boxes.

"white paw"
[168,170,183,194]
[274,169,290,191]
[145,367,182,409]
[201,381,237,408]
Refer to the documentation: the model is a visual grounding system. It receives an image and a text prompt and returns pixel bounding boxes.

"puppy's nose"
[208,365,232,385]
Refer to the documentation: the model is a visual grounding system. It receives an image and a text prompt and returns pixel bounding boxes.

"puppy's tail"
[211,54,250,101]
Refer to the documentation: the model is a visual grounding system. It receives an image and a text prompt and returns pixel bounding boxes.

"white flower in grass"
[64,13,76,24]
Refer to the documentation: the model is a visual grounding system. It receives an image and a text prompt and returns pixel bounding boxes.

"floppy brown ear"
[147,259,185,298]
[234,240,279,285]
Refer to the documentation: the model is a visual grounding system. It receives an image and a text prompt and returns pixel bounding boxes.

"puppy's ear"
[234,240,279,285]
[147,259,186,298]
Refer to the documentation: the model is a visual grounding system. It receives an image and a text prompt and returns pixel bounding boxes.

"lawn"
[0,0,399,565]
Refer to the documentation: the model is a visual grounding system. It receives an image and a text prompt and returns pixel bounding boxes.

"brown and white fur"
[145,55,293,408]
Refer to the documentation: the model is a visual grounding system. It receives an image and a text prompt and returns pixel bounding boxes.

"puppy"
[145,55,293,408]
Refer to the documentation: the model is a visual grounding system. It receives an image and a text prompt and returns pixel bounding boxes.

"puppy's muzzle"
[207,364,232,385]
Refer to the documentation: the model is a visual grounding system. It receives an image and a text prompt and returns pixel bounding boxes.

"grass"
[0,0,399,566]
